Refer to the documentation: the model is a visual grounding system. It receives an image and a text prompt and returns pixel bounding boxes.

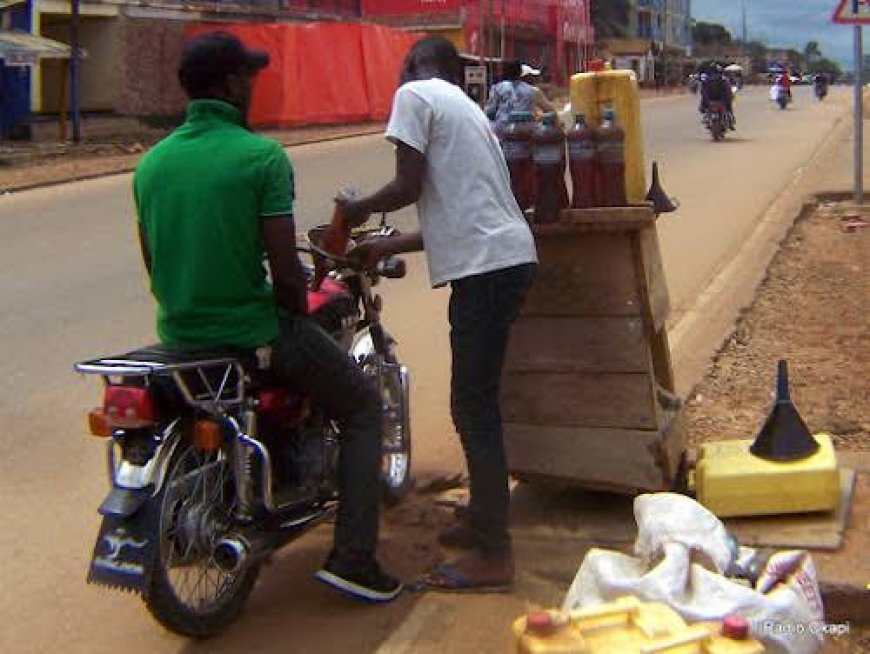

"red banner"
[185,23,419,127]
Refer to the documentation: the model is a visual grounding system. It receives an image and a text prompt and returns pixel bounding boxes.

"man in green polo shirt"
[133,31,402,602]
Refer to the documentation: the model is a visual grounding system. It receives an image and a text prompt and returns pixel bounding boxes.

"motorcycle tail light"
[103,386,157,429]
[87,408,113,438]
[194,419,223,453]
[257,388,309,426]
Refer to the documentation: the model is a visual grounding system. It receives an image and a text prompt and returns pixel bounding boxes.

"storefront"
[0,28,71,138]
[361,0,593,85]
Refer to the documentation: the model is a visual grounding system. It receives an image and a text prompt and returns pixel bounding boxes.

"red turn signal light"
[193,419,223,453]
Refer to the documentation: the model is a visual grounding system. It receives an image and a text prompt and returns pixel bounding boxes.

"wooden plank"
[503,423,672,492]
[505,316,651,374]
[501,371,659,429]
[558,204,656,226]
[524,232,642,317]
[650,327,676,394]
[638,225,670,331]
[724,469,856,551]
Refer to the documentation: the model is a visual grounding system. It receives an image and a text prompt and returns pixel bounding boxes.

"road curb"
[0,126,385,195]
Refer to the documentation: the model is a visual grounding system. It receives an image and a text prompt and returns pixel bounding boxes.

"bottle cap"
[722,614,750,640]
[525,611,557,636]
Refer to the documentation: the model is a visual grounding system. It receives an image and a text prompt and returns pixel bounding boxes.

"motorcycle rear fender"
[100,420,183,517]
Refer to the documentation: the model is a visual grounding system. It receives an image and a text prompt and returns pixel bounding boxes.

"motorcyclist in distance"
[700,65,736,130]
[813,72,829,100]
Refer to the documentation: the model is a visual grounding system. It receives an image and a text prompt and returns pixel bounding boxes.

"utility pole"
[854,24,863,204]
[479,0,485,64]
[500,0,506,60]
[70,0,82,143]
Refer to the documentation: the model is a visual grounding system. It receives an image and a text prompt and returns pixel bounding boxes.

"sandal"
[412,560,514,594]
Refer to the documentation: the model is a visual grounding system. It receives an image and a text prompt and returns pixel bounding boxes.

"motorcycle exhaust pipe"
[213,510,338,573]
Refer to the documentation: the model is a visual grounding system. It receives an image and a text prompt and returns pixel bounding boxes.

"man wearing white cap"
[519,63,555,117]
[485,60,555,130]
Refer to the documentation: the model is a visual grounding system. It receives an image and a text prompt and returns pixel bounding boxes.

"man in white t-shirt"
[336,35,537,593]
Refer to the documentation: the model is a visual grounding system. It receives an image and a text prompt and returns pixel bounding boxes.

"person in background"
[485,60,555,131]
[336,35,538,592]
[133,31,402,604]
[700,65,736,129]
[519,63,557,119]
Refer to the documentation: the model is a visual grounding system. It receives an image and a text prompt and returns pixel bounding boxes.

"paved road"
[0,86,848,653]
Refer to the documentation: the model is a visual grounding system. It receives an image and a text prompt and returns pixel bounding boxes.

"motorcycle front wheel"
[142,438,259,638]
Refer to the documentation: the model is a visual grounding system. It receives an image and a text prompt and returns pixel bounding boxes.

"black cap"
[178,31,269,93]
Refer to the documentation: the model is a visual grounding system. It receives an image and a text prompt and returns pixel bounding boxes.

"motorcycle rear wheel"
[142,438,259,638]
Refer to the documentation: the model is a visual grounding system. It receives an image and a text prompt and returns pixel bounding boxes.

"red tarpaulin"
[185,23,420,127]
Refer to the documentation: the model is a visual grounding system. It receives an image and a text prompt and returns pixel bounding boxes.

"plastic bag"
[562,493,824,654]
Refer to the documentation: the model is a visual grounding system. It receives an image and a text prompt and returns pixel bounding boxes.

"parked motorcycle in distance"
[74,215,412,638]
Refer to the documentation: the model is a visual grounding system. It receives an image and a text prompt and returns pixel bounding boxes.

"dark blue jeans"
[449,263,535,554]
[270,316,383,563]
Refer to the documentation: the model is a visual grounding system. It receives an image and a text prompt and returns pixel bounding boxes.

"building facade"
[361,0,594,84]
[603,0,690,84]
[0,0,362,116]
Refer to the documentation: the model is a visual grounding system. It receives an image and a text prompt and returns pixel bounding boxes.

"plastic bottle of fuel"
[567,113,598,209]
[500,111,536,211]
[532,112,568,224]
[596,106,627,206]
[312,188,357,290]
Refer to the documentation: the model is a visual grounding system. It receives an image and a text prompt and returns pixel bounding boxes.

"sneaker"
[315,554,403,602]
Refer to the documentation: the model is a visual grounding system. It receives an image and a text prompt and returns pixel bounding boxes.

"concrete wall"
[40,15,121,112]
[117,17,188,119]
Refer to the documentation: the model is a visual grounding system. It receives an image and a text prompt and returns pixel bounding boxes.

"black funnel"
[749,361,820,462]
[645,161,678,216]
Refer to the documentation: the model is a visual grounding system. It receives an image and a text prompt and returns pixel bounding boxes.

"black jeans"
[449,263,535,554]
[270,316,383,563]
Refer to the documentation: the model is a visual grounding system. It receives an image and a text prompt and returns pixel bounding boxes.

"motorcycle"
[74,216,412,637]
[771,84,790,110]
[814,84,828,101]
[705,101,729,142]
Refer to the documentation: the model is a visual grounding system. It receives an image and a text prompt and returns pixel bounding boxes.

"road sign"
[833,0,870,24]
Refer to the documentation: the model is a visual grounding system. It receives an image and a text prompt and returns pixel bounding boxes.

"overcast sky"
[692,0,858,69]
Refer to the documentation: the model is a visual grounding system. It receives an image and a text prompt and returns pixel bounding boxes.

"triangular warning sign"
[833,0,870,24]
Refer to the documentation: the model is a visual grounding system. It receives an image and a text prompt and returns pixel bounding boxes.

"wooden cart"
[502,205,684,494]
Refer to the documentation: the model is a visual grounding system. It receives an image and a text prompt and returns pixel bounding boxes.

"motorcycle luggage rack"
[75,358,246,410]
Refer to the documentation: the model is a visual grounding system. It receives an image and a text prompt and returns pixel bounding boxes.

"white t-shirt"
[385,78,538,288]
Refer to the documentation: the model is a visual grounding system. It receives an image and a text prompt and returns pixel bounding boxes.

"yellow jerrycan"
[512,596,765,654]
[570,70,646,203]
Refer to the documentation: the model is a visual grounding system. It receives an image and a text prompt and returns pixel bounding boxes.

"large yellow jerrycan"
[570,70,646,202]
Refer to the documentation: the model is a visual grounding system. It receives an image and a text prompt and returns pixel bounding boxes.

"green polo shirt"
[134,100,294,348]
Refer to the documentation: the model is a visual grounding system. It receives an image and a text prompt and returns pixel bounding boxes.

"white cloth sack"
[562,493,825,654]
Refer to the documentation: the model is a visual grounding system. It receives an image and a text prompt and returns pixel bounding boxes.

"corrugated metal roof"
[0,29,73,60]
